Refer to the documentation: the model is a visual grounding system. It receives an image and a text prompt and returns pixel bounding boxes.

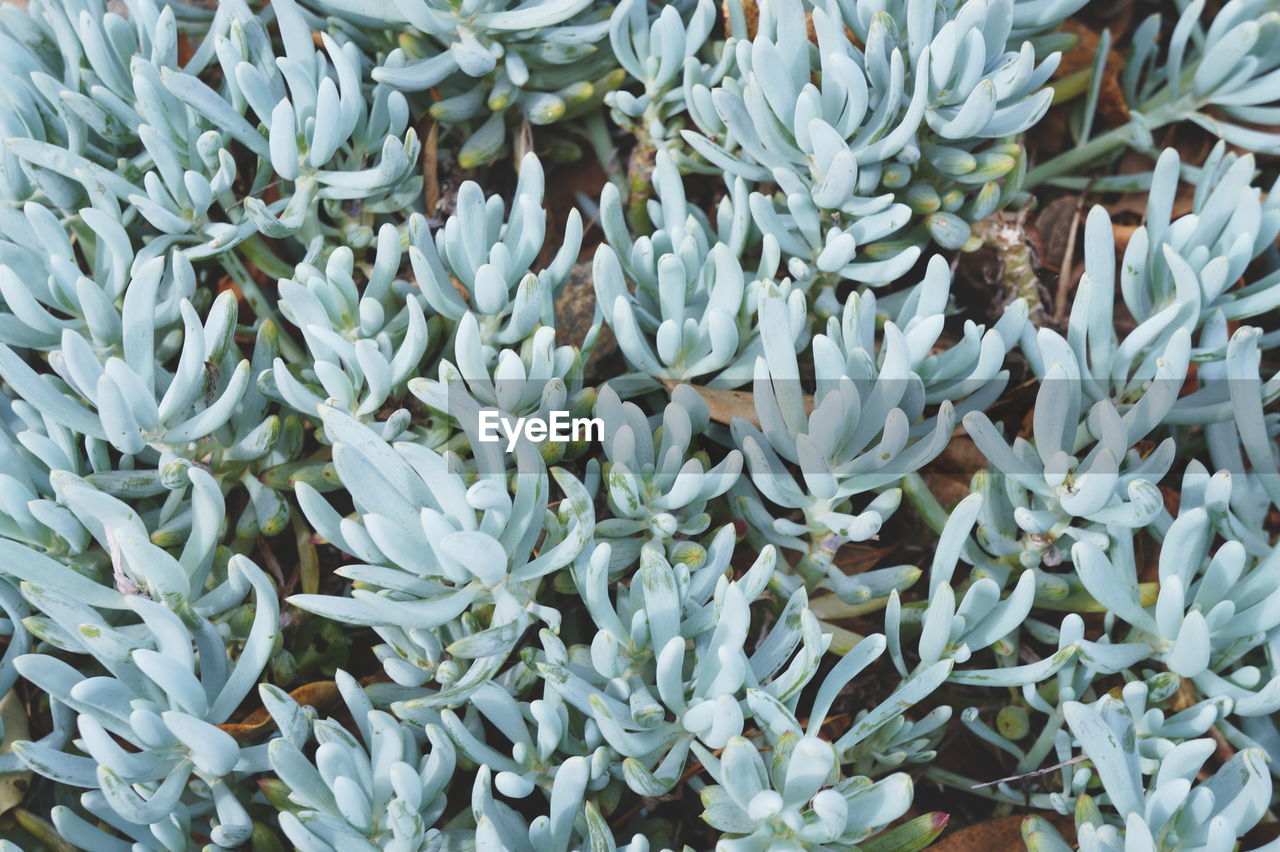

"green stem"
[1022,122,1140,190]
[239,234,297,280]
[901,472,950,537]
[793,532,844,587]
[582,111,626,194]
[1017,708,1064,773]
[1024,98,1193,191]
[221,251,305,362]
[922,768,1033,805]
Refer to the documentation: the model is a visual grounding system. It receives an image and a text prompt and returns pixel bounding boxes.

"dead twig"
[256,534,287,593]
[224,178,286,211]
[1053,185,1092,323]
[971,754,1087,789]
[423,120,441,215]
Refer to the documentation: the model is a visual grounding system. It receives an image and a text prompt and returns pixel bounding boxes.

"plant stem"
[972,214,1046,328]
[626,123,657,233]
[901,472,950,537]
[222,250,305,362]
[1024,98,1190,191]
[794,532,844,587]
[582,111,627,194]
[1022,122,1139,190]
[922,768,1034,805]
[1017,708,1064,773]
[240,234,296,280]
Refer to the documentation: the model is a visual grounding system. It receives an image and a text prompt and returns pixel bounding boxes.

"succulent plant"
[589,384,742,567]
[1074,499,1280,711]
[960,342,1173,569]
[733,255,1023,588]
[268,225,432,435]
[1113,145,1280,342]
[410,316,591,460]
[607,0,721,145]
[308,0,622,166]
[290,404,594,707]
[0,202,186,352]
[540,534,786,793]
[0,263,272,473]
[1,0,1279,847]
[2,474,279,848]
[681,0,1067,285]
[409,152,582,345]
[696,734,920,851]
[593,149,775,387]
[263,671,455,851]
[1026,0,1280,188]
[1022,694,1273,852]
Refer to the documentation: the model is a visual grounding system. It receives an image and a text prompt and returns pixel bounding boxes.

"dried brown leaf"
[722,0,759,38]
[1033,196,1081,274]
[662,379,815,427]
[0,691,31,817]
[1053,20,1130,127]
[723,0,819,41]
[423,120,440,215]
[217,681,340,741]
[931,813,1076,852]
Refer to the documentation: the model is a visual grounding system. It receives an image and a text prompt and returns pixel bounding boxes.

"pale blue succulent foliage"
[0,202,187,352]
[2,0,1280,848]
[1074,480,1280,714]
[542,532,956,817]
[1027,0,1280,189]
[210,0,422,245]
[401,155,595,448]
[0,254,273,476]
[681,0,1067,282]
[268,225,432,436]
[695,734,915,851]
[1115,146,1280,346]
[1021,145,1280,406]
[1086,144,1280,528]
[885,492,1154,715]
[0,0,189,205]
[3,0,420,278]
[542,535,786,793]
[954,645,1203,804]
[594,149,783,387]
[607,0,725,145]
[961,344,1174,570]
[412,314,590,445]
[263,670,455,851]
[733,256,1022,591]
[887,497,1040,682]
[688,629,956,850]
[290,404,594,707]
[1,473,279,850]
[409,152,582,345]
[298,0,622,166]
[425,651,613,803]
[959,207,1196,567]
[1023,694,1273,852]
[0,247,299,551]
[964,149,1280,575]
[468,757,656,852]
[589,384,742,566]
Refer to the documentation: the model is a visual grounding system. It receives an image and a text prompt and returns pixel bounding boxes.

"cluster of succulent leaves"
[0,0,1278,849]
